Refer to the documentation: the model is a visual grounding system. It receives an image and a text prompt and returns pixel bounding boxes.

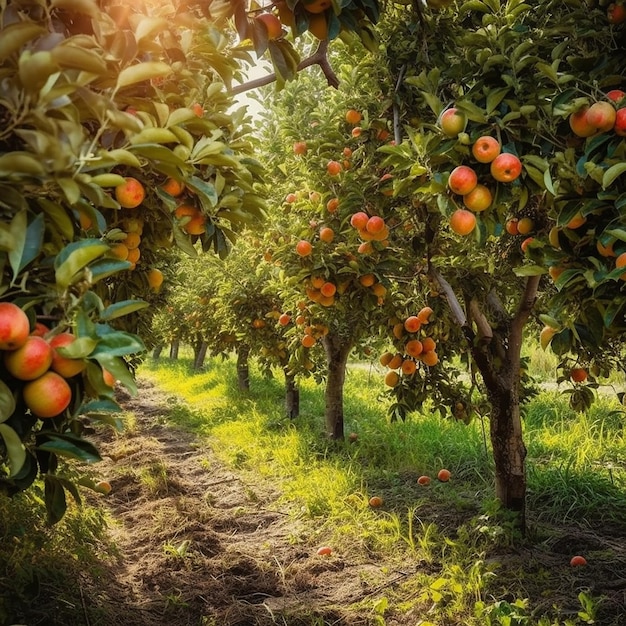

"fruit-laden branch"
[231,40,338,95]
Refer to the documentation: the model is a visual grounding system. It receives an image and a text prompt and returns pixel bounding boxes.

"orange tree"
[371,0,626,524]
[0,0,276,522]
[258,52,418,439]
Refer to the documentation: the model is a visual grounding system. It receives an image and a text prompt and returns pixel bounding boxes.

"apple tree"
[0,0,271,522]
[370,0,626,525]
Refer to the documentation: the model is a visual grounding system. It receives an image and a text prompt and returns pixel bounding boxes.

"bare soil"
[78,378,402,626]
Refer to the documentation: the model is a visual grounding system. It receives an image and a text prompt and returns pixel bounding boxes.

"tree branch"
[231,39,338,95]
[469,299,493,344]
[509,274,540,361]
[428,266,467,327]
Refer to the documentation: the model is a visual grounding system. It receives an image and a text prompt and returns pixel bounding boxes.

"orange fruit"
[317,546,333,556]
[161,177,185,197]
[405,339,423,357]
[123,231,141,250]
[421,337,436,352]
[0,303,30,351]
[256,12,282,39]
[319,227,334,243]
[350,211,369,230]
[387,354,403,370]
[417,306,433,324]
[570,555,587,567]
[437,469,451,482]
[326,197,339,213]
[175,204,206,235]
[379,352,394,366]
[147,268,164,291]
[401,359,417,375]
[357,242,373,254]
[371,283,387,298]
[307,12,328,39]
[570,367,588,383]
[327,160,342,176]
[351,127,362,138]
[302,335,316,348]
[359,274,376,287]
[404,316,421,333]
[346,109,362,125]
[417,475,431,486]
[517,217,534,235]
[392,323,405,340]
[368,495,383,507]
[296,240,313,256]
[421,351,439,366]
[115,177,145,208]
[127,247,141,264]
[366,216,385,234]
[320,282,336,297]
[110,243,129,260]
[450,209,476,236]
[505,218,519,235]
[384,371,400,387]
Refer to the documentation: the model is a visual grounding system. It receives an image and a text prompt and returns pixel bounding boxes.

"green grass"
[5,351,626,625]
[141,353,626,625]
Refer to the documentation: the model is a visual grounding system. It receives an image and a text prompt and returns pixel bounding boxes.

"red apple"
[439,108,467,138]
[490,153,522,183]
[448,165,478,195]
[614,108,626,136]
[472,136,501,163]
[586,101,616,133]
[569,107,596,138]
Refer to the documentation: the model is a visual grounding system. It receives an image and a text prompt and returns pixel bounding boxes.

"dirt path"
[87,377,396,626]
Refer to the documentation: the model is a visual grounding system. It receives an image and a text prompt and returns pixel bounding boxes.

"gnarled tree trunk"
[237,344,250,392]
[322,333,353,440]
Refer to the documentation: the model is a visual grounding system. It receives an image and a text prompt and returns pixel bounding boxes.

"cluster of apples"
[439,108,523,236]
[349,211,390,254]
[0,303,113,420]
[569,90,626,138]
[380,307,439,387]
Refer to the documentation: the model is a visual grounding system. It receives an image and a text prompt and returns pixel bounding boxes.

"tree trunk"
[237,344,250,392]
[193,339,208,370]
[284,368,300,419]
[322,333,353,440]
[488,382,527,525]
[433,269,539,532]
[169,340,179,359]
[152,344,163,359]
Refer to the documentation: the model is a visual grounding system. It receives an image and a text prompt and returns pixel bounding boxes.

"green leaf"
[116,61,172,90]
[38,198,74,240]
[93,354,137,395]
[92,330,146,357]
[38,433,102,463]
[17,213,44,274]
[0,423,25,476]
[0,380,16,424]
[486,87,509,114]
[602,163,626,189]
[8,210,27,283]
[0,22,46,63]
[100,299,149,321]
[55,336,97,358]
[54,240,110,289]
[513,264,545,276]
[44,474,67,525]
[89,258,132,283]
